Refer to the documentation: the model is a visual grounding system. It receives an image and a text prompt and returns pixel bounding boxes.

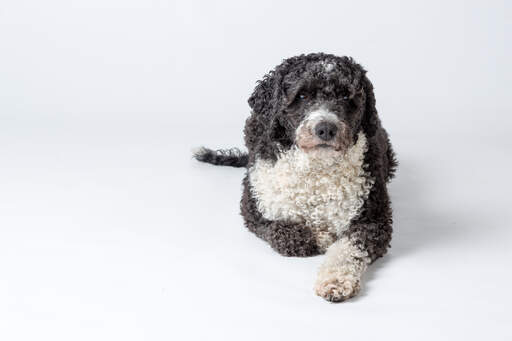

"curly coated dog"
[194,53,397,302]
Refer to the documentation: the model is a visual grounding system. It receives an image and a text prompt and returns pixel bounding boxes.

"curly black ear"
[245,69,286,161]
[248,72,272,115]
[360,75,380,138]
[248,70,284,117]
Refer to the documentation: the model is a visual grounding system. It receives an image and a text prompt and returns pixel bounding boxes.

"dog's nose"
[314,121,338,141]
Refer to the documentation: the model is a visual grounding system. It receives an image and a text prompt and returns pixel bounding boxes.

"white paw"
[315,274,361,302]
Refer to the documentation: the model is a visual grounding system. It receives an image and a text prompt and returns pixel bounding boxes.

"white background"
[1,1,511,340]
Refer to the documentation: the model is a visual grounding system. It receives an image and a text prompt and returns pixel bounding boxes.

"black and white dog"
[195,53,397,302]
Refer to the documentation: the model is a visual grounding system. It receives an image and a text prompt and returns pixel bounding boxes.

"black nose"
[314,121,338,141]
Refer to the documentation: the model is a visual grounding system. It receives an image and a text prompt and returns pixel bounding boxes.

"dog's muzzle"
[296,108,349,152]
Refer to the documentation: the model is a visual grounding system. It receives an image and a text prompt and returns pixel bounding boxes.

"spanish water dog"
[194,53,397,302]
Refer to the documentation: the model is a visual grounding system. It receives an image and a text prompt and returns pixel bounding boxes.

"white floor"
[1,1,511,340]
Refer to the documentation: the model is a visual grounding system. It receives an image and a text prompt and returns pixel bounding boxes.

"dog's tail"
[193,147,248,168]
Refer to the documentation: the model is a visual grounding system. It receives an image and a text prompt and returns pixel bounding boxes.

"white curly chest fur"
[249,132,373,251]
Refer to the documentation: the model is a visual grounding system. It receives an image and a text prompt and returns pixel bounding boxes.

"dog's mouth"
[315,143,334,149]
[298,142,342,153]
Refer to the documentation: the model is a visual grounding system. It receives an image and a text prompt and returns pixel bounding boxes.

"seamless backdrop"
[1,1,511,340]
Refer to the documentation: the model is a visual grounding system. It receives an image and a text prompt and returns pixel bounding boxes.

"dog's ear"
[360,75,380,138]
[248,71,284,116]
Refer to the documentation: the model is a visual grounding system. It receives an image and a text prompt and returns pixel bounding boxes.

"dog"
[194,53,397,302]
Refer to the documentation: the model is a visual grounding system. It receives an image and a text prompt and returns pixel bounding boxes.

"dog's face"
[248,54,377,160]
[282,61,366,153]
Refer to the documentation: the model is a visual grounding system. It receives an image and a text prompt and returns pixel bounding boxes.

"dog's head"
[247,53,379,159]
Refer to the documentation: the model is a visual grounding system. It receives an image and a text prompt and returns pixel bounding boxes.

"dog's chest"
[249,133,373,249]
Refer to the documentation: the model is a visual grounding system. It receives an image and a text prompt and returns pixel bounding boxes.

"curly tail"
[193,147,248,168]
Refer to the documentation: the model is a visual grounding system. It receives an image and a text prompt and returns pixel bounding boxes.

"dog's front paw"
[315,274,360,302]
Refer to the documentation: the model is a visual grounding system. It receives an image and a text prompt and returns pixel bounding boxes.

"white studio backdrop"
[0,1,511,340]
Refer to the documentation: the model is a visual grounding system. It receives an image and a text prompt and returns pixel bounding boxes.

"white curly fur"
[249,131,373,251]
[315,236,371,301]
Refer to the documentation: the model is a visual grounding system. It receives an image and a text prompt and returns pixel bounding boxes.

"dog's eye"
[297,92,309,100]
[289,90,311,107]
[338,88,350,100]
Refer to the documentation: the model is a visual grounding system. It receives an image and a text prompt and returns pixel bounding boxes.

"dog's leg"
[264,220,319,256]
[241,175,320,257]
[315,182,393,302]
[314,236,370,301]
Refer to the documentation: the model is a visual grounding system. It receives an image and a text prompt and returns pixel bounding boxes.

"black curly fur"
[195,52,397,271]
[193,147,248,168]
